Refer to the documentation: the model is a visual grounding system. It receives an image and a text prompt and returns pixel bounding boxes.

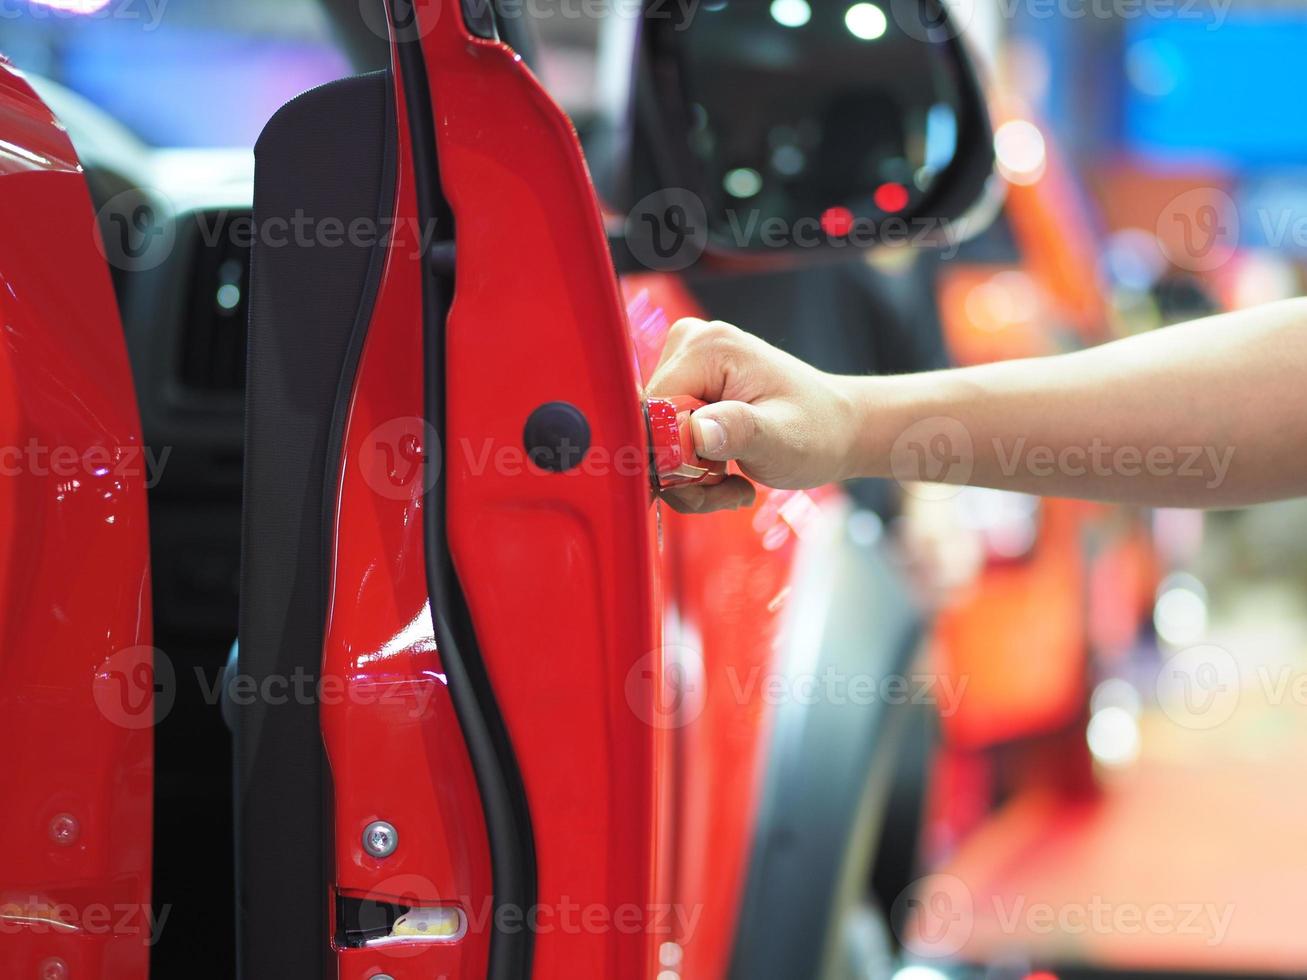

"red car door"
[235,8,667,976]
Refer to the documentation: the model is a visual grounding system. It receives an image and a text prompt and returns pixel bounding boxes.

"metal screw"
[48,814,79,847]
[370,975,395,980]
[40,958,68,980]
[362,820,398,858]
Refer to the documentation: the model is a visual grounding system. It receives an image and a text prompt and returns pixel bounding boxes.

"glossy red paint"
[658,499,810,979]
[322,62,494,980]
[326,7,664,975]
[0,61,152,979]
[415,9,664,974]
[620,274,816,980]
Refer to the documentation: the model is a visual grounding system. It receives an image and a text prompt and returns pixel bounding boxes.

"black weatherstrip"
[389,3,538,978]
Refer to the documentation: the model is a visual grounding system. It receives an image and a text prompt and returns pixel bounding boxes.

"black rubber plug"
[523,401,590,473]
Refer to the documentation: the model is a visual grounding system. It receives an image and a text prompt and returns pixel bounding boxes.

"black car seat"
[234,70,395,979]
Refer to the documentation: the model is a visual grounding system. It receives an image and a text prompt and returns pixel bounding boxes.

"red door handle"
[644,396,728,490]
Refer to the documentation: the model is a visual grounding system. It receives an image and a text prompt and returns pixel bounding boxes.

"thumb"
[690,401,766,463]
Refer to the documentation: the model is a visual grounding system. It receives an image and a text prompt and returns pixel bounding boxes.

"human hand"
[646,318,858,514]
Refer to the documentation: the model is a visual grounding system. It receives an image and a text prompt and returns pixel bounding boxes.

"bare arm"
[646,299,1307,512]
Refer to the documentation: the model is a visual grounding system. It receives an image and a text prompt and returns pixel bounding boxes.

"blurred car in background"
[924,100,1164,858]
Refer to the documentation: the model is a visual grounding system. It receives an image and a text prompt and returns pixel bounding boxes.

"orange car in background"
[923,105,1162,856]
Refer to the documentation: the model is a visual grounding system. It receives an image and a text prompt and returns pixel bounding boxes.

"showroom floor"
[940,503,1307,975]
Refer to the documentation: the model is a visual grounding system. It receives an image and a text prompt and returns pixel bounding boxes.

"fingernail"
[694,416,726,456]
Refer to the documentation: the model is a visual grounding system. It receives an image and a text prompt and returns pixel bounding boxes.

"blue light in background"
[1124,15,1307,169]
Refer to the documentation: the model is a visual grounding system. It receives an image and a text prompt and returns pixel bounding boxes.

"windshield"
[0,0,351,147]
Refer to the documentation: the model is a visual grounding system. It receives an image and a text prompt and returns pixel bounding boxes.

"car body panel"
[417,12,661,977]
[0,60,153,980]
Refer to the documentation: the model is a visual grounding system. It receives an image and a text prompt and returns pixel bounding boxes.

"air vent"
[179,210,250,392]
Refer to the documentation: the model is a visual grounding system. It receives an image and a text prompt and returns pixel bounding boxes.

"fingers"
[659,475,757,514]
[689,400,762,462]
[646,317,743,402]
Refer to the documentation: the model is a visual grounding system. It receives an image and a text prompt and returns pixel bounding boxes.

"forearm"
[846,298,1307,507]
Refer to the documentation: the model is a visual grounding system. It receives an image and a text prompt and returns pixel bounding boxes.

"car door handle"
[644,395,728,490]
